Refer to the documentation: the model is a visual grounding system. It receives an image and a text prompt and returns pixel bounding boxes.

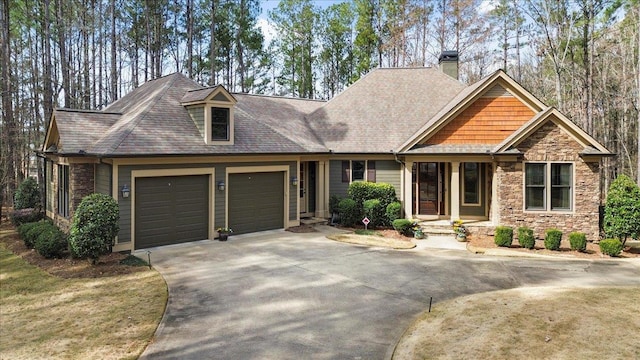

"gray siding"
[329,160,401,198]
[376,160,401,196]
[329,160,349,197]
[116,161,297,244]
[188,107,205,138]
[95,163,111,195]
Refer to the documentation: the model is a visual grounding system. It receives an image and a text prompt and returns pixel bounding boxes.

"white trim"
[130,167,216,251]
[225,165,291,230]
[522,161,575,214]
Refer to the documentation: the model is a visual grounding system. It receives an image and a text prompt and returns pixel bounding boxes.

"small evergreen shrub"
[603,174,640,246]
[10,208,44,226]
[568,232,587,252]
[22,221,52,248]
[329,195,342,214]
[69,193,120,263]
[347,182,397,209]
[494,226,513,247]
[14,177,41,210]
[386,201,402,224]
[363,199,386,227]
[35,225,68,259]
[392,219,414,237]
[517,227,535,249]
[338,198,360,226]
[599,238,623,257]
[544,229,563,250]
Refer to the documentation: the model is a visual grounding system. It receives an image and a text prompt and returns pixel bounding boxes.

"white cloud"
[256,18,277,46]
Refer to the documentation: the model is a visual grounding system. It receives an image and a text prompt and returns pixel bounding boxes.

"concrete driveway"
[135,226,640,360]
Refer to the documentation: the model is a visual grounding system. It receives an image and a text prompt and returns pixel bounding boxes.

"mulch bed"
[0,220,147,279]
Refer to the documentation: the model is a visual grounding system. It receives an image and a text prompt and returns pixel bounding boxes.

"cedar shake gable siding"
[426,93,535,145]
[496,121,600,240]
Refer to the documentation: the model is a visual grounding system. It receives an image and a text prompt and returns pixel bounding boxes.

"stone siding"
[70,163,95,216]
[496,121,601,241]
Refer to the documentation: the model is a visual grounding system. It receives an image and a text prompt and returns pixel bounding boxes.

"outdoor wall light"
[121,184,130,198]
[291,176,298,187]
[217,181,225,191]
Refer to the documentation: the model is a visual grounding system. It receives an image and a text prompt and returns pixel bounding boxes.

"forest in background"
[1,0,639,207]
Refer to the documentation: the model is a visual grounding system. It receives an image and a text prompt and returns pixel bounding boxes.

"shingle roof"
[306,67,466,153]
[404,144,494,154]
[50,109,121,154]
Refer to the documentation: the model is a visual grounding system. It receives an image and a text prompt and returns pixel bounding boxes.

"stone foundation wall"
[496,122,601,241]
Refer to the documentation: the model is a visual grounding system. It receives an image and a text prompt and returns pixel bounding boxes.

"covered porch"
[402,159,498,224]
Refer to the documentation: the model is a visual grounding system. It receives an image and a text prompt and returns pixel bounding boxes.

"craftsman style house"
[41,54,612,251]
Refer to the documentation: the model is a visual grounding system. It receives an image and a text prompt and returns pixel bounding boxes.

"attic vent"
[482,84,513,98]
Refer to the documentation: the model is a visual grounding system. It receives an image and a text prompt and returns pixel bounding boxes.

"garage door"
[135,175,209,249]
[228,172,285,235]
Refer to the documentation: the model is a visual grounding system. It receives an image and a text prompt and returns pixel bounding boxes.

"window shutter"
[367,161,376,182]
[342,161,350,183]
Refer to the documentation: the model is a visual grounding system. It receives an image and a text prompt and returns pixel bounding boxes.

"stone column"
[450,161,460,220]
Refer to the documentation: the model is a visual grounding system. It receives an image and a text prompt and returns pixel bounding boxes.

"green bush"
[392,219,414,237]
[604,174,640,246]
[14,177,41,210]
[338,198,360,226]
[517,227,535,249]
[494,226,513,247]
[35,225,68,259]
[329,195,342,214]
[386,201,402,224]
[599,238,623,257]
[347,182,397,209]
[544,229,563,250]
[363,199,386,228]
[568,232,587,252]
[20,221,52,248]
[69,193,120,263]
[10,208,44,226]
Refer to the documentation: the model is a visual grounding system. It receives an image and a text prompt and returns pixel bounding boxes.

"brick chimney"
[439,51,459,79]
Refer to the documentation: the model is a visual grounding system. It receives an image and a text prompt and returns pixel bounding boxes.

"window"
[525,163,572,211]
[463,162,480,205]
[211,107,230,141]
[57,164,69,217]
[341,160,376,183]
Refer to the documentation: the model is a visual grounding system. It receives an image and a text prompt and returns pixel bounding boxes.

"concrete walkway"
[135,228,640,360]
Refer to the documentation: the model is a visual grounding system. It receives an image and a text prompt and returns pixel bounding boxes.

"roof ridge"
[234,92,326,102]
[55,108,122,115]
[92,74,181,154]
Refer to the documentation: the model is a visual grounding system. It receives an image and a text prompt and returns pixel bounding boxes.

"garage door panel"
[135,175,209,249]
[228,172,285,235]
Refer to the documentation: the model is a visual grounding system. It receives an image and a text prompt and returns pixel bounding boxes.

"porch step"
[418,226,455,235]
[300,217,329,225]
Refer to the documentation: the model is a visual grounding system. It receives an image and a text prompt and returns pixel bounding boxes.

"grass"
[354,229,383,236]
[393,286,640,359]
[0,241,168,360]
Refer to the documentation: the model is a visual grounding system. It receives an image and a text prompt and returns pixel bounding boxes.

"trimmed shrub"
[69,193,120,263]
[599,238,623,257]
[363,199,386,228]
[347,182,397,210]
[35,225,68,259]
[337,198,360,226]
[604,174,640,246]
[10,208,44,226]
[568,232,587,252]
[386,201,402,224]
[517,227,535,249]
[494,226,513,247]
[329,195,342,214]
[21,221,52,248]
[14,177,41,210]
[392,219,414,237]
[544,229,563,250]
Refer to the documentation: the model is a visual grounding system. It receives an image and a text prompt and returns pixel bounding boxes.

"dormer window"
[181,85,236,145]
[211,107,230,141]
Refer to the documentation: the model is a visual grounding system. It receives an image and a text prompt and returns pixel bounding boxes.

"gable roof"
[43,109,121,154]
[493,107,612,156]
[398,69,546,153]
[307,67,466,153]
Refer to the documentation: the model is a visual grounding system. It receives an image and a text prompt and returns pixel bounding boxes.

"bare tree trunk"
[110,0,118,100]
[187,0,193,78]
[1,0,16,210]
[56,0,71,107]
[210,0,217,85]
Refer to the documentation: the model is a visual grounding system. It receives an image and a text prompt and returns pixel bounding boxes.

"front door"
[413,162,445,215]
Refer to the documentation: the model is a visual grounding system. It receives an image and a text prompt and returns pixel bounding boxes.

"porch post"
[316,160,329,218]
[403,161,413,219]
[450,161,460,220]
